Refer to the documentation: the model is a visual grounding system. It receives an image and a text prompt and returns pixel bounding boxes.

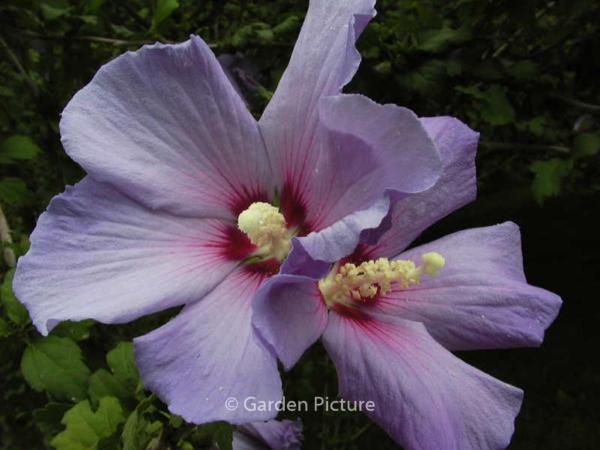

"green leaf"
[107,342,138,389]
[0,317,10,337]
[272,15,301,37]
[573,133,600,159]
[97,432,120,449]
[21,336,91,401]
[506,60,538,81]
[33,403,72,440]
[256,28,275,43]
[121,410,141,450]
[151,0,179,30]
[39,0,71,20]
[179,422,234,450]
[418,26,471,53]
[6,239,30,258]
[51,397,125,450]
[0,177,33,206]
[51,320,94,342]
[169,414,184,428]
[86,0,105,12]
[78,15,98,25]
[1,268,30,325]
[122,409,162,450]
[528,117,546,136]
[89,342,139,402]
[89,369,129,402]
[530,158,573,204]
[231,23,275,46]
[480,85,515,126]
[399,59,446,95]
[257,85,273,102]
[374,60,392,75]
[212,422,235,450]
[112,24,134,38]
[178,441,194,450]
[0,135,41,164]
[455,85,487,100]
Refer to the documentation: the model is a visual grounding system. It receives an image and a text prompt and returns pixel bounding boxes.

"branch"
[0,36,38,96]
[24,31,218,49]
[550,94,600,112]
[481,141,571,154]
[24,31,171,47]
[0,205,16,269]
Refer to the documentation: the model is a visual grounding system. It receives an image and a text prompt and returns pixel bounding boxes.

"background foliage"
[1,0,599,448]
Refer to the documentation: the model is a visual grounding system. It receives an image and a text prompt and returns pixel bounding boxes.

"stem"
[550,94,600,112]
[0,205,16,268]
[0,36,38,96]
[24,31,171,47]
[350,422,373,441]
[480,141,571,154]
[24,31,218,49]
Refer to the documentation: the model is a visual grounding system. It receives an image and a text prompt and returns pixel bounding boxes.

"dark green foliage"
[50,397,125,449]
[1,269,30,326]
[21,336,91,401]
[350,0,600,204]
[1,0,599,449]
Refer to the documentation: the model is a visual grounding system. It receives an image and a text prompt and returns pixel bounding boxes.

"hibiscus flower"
[13,0,442,425]
[252,117,562,449]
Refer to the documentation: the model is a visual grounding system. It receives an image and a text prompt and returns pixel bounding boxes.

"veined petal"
[279,238,331,278]
[259,0,376,190]
[375,223,562,350]
[252,275,327,371]
[323,313,523,450]
[233,420,302,450]
[290,196,391,265]
[280,97,443,265]
[13,177,237,335]
[368,116,478,258]
[134,270,282,425]
[315,95,442,212]
[61,35,271,219]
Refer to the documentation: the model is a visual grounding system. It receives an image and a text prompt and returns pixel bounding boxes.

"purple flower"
[253,117,563,449]
[233,419,302,450]
[13,0,442,425]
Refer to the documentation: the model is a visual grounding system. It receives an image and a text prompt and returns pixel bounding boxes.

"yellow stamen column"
[319,252,445,308]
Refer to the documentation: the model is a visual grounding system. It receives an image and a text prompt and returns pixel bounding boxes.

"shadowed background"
[0,0,598,448]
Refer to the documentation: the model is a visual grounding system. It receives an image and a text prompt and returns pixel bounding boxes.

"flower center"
[318,252,445,308]
[237,202,292,261]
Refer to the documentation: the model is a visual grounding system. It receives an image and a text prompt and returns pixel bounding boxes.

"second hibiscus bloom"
[253,117,562,449]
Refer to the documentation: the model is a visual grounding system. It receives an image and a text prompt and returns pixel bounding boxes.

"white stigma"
[318,252,445,307]
[238,207,265,236]
[237,202,290,260]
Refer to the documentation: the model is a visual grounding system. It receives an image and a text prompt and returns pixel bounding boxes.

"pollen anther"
[318,252,445,307]
[237,202,291,260]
